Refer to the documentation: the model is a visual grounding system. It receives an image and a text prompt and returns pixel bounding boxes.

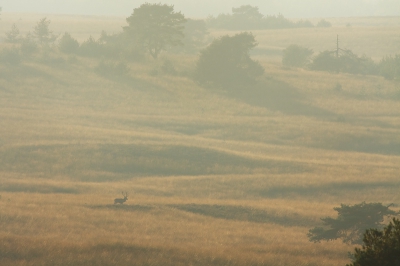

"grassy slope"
[0,15,400,266]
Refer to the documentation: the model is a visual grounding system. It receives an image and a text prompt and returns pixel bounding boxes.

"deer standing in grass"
[114,192,128,204]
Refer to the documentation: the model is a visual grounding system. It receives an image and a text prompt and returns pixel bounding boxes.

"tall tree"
[124,3,186,59]
[33,17,56,46]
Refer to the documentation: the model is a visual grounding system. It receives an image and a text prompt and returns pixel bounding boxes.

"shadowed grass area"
[220,77,334,118]
[0,183,81,194]
[0,144,308,181]
[169,204,313,227]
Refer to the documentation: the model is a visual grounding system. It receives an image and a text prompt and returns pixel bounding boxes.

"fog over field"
[2,0,400,17]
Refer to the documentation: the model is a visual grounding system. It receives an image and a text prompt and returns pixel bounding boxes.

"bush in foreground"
[347,218,400,266]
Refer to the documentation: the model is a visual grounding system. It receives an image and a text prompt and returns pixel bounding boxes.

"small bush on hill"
[282,44,313,67]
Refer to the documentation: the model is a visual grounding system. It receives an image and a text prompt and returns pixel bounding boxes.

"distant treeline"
[0,3,399,82]
[206,5,331,30]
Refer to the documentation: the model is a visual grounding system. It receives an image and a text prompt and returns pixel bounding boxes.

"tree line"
[206,5,332,30]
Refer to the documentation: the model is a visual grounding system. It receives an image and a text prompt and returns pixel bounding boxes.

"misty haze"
[0,1,399,266]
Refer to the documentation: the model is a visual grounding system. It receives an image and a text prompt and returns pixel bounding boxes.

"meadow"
[0,13,400,265]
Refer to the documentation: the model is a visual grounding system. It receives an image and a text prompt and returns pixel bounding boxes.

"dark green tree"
[347,218,400,266]
[58,32,79,54]
[308,202,398,244]
[124,3,186,59]
[282,44,313,67]
[194,32,264,89]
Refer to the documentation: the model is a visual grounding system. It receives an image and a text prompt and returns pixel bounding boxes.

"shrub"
[58,32,80,54]
[79,36,103,57]
[282,44,313,67]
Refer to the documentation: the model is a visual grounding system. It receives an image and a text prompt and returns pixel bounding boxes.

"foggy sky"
[1,0,400,18]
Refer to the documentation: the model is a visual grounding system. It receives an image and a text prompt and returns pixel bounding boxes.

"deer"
[114,191,128,204]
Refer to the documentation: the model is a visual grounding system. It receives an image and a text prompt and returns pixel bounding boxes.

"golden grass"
[0,14,400,265]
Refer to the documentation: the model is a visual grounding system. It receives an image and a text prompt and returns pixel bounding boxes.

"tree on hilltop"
[194,32,264,89]
[124,3,186,59]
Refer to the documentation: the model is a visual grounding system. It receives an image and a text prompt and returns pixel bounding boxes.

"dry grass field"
[0,13,400,266]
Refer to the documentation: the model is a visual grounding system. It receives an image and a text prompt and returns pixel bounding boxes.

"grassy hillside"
[0,14,400,266]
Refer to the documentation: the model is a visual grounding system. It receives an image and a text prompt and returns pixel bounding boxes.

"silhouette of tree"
[308,202,398,245]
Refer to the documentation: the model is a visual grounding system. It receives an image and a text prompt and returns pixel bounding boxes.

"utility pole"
[336,34,339,58]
